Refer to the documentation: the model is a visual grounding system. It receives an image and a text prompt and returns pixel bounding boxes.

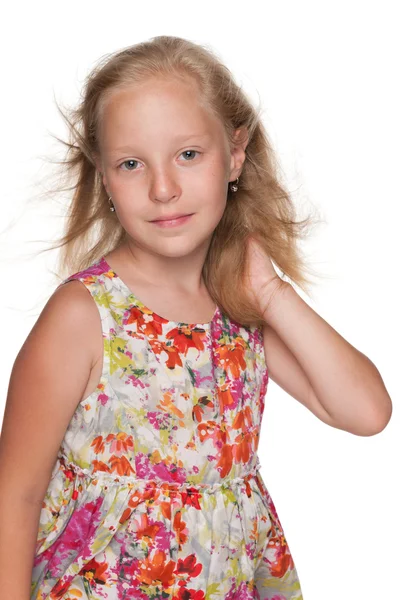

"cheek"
[107,175,133,197]
[204,193,227,225]
[114,205,146,227]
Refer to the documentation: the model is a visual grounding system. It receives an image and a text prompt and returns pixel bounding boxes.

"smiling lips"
[150,213,194,228]
[151,213,192,222]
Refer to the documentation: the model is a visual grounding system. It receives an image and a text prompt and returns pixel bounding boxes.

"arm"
[263,322,338,429]
[0,280,102,599]
[262,283,392,436]
[0,496,44,600]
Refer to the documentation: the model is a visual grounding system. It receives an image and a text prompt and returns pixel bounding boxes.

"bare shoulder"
[0,279,103,506]
[50,279,103,366]
[262,322,336,427]
[32,279,104,374]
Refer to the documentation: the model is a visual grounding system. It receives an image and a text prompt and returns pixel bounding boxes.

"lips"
[151,213,192,222]
[150,213,194,228]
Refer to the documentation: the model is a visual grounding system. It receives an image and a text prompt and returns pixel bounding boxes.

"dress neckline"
[100,256,219,329]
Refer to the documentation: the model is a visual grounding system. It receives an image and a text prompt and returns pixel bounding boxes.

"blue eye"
[119,159,138,171]
[118,150,200,171]
[181,150,199,160]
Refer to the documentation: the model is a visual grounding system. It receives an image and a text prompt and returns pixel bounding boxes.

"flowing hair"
[29,35,327,327]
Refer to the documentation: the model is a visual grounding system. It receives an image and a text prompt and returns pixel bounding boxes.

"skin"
[94,76,248,299]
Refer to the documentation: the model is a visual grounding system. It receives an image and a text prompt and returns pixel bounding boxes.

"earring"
[108,196,115,212]
[229,177,239,192]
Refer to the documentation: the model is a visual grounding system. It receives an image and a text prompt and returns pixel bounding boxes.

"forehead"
[98,78,225,149]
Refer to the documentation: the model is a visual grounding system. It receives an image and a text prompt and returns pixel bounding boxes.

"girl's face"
[95,77,244,260]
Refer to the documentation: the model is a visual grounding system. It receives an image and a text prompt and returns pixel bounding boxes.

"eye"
[118,150,201,171]
[180,150,200,161]
[119,159,139,171]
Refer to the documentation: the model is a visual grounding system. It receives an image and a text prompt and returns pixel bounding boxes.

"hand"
[244,236,287,317]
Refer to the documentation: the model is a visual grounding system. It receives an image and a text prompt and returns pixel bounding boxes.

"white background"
[0,1,398,598]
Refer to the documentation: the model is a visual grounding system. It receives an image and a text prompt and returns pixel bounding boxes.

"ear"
[229,127,249,181]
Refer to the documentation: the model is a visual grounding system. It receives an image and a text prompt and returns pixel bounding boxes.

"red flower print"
[105,432,135,455]
[173,585,206,600]
[79,556,109,585]
[120,484,162,525]
[232,430,253,465]
[243,405,254,428]
[92,460,111,474]
[160,500,172,520]
[109,455,135,477]
[174,553,203,580]
[50,578,71,599]
[197,420,218,443]
[119,507,132,525]
[217,383,235,413]
[166,326,207,353]
[192,404,204,423]
[216,442,233,478]
[180,488,201,509]
[265,532,295,579]
[135,512,162,544]
[232,409,246,430]
[192,396,215,423]
[136,549,176,587]
[173,510,189,547]
[126,305,167,338]
[91,435,105,454]
[150,339,184,369]
[215,338,247,379]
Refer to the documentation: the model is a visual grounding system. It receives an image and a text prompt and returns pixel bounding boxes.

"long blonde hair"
[36,35,326,327]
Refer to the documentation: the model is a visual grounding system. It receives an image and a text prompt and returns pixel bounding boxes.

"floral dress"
[31,256,303,599]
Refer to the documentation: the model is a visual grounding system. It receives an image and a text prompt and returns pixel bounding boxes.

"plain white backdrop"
[0,1,398,598]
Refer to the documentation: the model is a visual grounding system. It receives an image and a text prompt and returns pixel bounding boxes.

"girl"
[0,35,392,600]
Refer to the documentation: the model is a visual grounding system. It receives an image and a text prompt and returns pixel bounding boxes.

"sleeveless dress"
[31,256,303,600]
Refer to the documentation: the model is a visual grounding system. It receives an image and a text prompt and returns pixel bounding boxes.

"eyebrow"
[113,133,212,152]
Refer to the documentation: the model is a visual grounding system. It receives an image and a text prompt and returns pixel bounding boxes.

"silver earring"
[108,196,115,212]
[229,177,239,192]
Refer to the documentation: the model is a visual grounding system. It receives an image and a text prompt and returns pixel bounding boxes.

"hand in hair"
[244,235,288,319]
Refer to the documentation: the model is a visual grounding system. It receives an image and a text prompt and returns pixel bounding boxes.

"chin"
[152,235,208,256]
[155,244,198,258]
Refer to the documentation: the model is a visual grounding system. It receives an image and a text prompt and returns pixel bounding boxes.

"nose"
[149,169,181,203]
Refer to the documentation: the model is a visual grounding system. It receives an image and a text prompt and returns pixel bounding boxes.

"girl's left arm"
[261,281,392,436]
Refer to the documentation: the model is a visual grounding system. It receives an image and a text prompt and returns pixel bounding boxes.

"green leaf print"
[96,289,123,321]
[160,429,170,446]
[205,583,221,598]
[105,335,135,376]
[222,488,237,504]
[226,556,241,578]
[82,576,92,597]
[186,363,197,387]
[220,313,231,339]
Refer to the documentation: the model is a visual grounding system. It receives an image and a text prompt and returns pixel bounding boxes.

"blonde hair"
[37,35,327,327]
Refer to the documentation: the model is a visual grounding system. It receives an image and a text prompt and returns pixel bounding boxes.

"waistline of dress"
[57,453,262,493]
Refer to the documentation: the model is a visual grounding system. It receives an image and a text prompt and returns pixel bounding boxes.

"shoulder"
[52,277,98,317]
[39,272,104,368]
[1,268,105,505]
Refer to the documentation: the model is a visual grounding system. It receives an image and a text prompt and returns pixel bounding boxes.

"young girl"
[0,35,392,600]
